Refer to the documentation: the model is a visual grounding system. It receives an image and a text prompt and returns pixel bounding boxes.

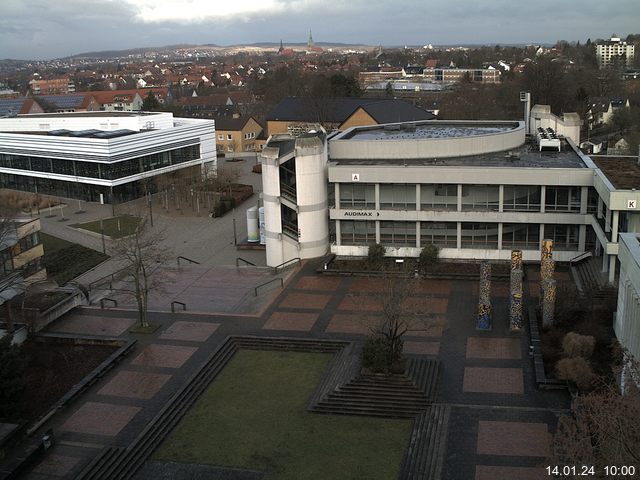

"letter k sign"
[628,200,637,209]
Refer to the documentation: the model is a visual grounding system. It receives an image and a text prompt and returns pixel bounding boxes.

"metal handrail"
[273,257,300,274]
[254,277,284,296]
[177,256,200,266]
[171,301,186,312]
[236,257,257,267]
[569,251,593,265]
[99,298,118,309]
[88,266,127,292]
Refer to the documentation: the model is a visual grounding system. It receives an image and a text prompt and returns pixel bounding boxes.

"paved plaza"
[24,260,568,480]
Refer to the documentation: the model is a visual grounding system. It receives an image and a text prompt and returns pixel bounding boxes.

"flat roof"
[17,111,159,118]
[341,122,517,141]
[331,140,586,169]
[592,156,640,189]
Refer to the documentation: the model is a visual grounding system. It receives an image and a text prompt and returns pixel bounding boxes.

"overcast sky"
[1,0,639,60]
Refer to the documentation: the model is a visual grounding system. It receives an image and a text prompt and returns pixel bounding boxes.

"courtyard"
[19,257,569,480]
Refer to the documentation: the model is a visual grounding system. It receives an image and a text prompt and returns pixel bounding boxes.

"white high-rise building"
[596,35,635,68]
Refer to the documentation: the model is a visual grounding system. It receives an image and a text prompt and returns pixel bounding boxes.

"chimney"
[520,91,531,133]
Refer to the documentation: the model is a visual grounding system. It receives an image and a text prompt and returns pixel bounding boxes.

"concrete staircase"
[572,257,617,301]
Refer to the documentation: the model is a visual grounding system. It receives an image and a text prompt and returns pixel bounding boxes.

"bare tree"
[112,216,171,328]
[549,353,640,477]
[0,205,25,331]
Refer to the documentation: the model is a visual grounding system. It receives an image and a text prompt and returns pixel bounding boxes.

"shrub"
[562,332,596,359]
[555,357,595,391]
[417,244,439,275]
[0,338,27,419]
[366,243,386,271]
[361,335,389,373]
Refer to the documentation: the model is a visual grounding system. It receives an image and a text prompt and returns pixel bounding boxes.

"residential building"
[265,97,435,136]
[214,116,263,153]
[35,94,100,113]
[29,77,76,95]
[92,90,144,112]
[0,111,216,203]
[0,217,46,305]
[596,35,635,68]
[587,98,631,127]
[358,67,501,89]
[260,109,639,288]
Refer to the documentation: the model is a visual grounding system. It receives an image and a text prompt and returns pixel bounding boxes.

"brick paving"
[262,311,319,331]
[98,371,171,400]
[277,292,331,310]
[159,321,220,342]
[24,260,570,480]
[475,465,546,480]
[131,344,198,369]
[476,420,551,457]
[60,402,141,436]
[463,367,525,394]
[466,337,521,360]
[403,341,440,356]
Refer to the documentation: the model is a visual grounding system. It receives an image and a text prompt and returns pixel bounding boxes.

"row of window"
[1,232,42,276]
[338,184,594,213]
[0,145,200,180]
[339,220,581,250]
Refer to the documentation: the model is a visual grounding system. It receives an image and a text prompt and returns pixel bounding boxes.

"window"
[340,220,376,245]
[502,223,540,249]
[340,183,375,209]
[461,185,499,211]
[380,184,416,210]
[227,134,233,140]
[281,204,298,239]
[544,224,579,250]
[420,222,457,248]
[218,134,223,140]
[421,184,457,210]
[545,187,580,212]
[461,223,499,249]
[380,221,416,246]
[503,186,541,212]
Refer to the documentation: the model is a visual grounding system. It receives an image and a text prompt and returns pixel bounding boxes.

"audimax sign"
[342,211,380,217]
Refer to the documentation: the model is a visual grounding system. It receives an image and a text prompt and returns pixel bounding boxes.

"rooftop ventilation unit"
[536,127,561,152]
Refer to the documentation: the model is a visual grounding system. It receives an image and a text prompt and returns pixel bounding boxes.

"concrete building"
[0,217,46,305]
[260,110,640,286]
[596,35,635,68]
[92,90,144,112]
[358,67,501,89]
[0,111,216,203]
[614,232,640,386]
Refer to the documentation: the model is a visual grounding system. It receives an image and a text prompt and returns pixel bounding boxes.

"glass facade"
[380,221,416,246]
[340,220,376,245]
[340,183,375,209]
[380,184,415,210]
[421,184,457,210]
[503,185,541,212]
[545,186,581,212]
[502,223,540,249]
[420,222,457,248]
[461,223,500,249]
[544,224,580,250]
[461,185,500,211]
[0,144,200,181]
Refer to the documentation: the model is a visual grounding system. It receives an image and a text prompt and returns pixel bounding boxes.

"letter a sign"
[351,173,360,182]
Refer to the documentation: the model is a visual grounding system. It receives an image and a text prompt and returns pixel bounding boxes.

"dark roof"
[265,97,435,124]
[592,156,640,190]
[213,116,258,131]
[36,94,93,109]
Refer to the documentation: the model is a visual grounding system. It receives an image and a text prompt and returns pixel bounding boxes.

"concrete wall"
[330,121,525,160]
[529,105,581,145]
[615,233,640,363]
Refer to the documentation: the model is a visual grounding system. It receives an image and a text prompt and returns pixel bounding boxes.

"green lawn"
[71,215,141,238]
[41,233,109,285]
[156,350,412,480]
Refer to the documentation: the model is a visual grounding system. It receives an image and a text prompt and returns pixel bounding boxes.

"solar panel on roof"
[0,98,25,116]
[48,129,71,136]
[92,129,136,139]
[40,95,84,109]
[69,129,102,137]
